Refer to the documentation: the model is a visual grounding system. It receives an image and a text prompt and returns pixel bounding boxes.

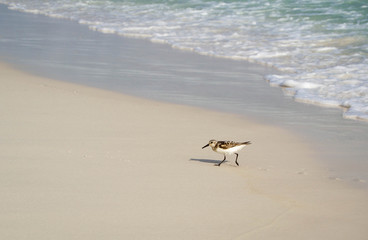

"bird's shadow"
[189,158,223,165]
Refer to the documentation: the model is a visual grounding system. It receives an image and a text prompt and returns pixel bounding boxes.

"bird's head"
[202,139,217,149]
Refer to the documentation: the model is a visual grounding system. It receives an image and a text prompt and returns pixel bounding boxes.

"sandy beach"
[1,62,368,239]
[2,3,368,186]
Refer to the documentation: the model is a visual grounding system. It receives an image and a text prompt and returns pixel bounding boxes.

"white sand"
[1,62,368,239]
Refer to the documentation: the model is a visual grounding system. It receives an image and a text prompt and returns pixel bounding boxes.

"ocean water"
[1,0,368,121]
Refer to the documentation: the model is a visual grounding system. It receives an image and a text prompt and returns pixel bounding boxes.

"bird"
[202,139,251,166]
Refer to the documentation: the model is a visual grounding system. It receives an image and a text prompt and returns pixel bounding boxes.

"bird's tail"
[242,141,251,145]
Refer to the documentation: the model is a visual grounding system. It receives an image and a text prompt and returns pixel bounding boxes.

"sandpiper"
[202,139,251,166]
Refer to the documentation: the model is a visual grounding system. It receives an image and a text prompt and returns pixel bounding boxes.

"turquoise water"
[2,0,368,120]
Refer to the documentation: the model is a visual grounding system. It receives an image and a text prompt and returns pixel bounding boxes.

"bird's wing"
[218,141,251,149]
[218,141,238,149]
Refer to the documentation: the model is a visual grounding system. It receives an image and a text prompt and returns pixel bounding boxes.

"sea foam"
[2,0,368,121]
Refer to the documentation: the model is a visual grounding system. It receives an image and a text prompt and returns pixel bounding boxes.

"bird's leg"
[216,155,226,166]
[235,153,239,166]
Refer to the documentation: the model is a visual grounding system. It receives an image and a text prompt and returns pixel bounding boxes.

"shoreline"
[2,1,368,122]
[2,61,368,239]
[1,4,368,184]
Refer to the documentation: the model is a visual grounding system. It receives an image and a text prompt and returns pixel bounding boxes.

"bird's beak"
[202,144,209,149]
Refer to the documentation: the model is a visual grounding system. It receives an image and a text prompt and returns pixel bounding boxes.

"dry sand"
[1,62,368,239]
